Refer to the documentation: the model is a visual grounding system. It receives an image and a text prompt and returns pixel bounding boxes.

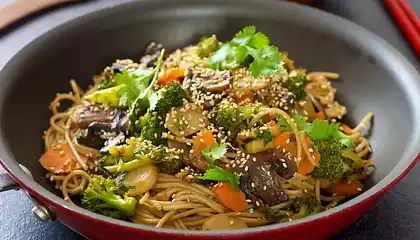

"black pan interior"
[0,0,414,200]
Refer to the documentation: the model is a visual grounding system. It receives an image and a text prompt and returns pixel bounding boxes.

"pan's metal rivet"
[31,205,52,222]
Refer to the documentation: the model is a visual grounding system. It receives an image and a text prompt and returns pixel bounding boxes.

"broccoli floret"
[197,35,219,58]
[311,140,350,180]
[290,196,323,219]
[139,114,167,145]
[264,207,291,220]
[147,145,184,174]
[215,101,261,136]
[283,70,307,101]
[154,81,187,118]
[82,175,136,219]
[96,76,115,91]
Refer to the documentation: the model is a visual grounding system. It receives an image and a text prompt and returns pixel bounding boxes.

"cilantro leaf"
[277,116,292,132]
[257,130,273,143]
[209,43,243,70]
[231,26,269,49]
[210,25,283,77]
[201,167,240,189]
[201,142,228,168]
[291,115,357,148]
[292,115,308,131]
[128,49,165,122]
[247,46,283,77]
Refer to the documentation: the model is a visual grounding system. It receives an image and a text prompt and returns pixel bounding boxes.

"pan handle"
[0,167,54,221]
[0,172,20,191]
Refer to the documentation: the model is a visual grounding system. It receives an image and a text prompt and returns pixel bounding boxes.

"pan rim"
[1,0,420,236]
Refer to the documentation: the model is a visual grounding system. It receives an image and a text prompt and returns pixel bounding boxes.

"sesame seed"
[252,157,257,162]
[263,185,267,191]
[251,182,255,188]
[245,166,249,171]
[229,220,234,226]
[309,148,314,153]
[282,163,287,168]
[357,188,362,191]
[256,201,260,206]
[246,199,252,203]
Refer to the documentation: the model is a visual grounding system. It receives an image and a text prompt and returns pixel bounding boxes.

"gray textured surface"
[0,0,419,240]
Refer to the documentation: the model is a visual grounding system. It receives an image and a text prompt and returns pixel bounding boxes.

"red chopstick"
[384,0,420,56]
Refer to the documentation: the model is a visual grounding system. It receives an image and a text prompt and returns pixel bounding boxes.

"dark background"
[0,0,419,239]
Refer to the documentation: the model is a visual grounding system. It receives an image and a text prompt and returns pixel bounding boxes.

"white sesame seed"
[245,166,249,171]
[251,182,255,188]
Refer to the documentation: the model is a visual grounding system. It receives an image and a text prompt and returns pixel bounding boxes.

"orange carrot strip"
[212,183,247,212]
[341,124,353,135]
[192,130,216,157]
[332,180,363,196]
[39,144,87,174]
[159,68,184,86]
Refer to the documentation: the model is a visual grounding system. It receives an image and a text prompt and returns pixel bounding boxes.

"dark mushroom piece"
[76,122,110,149]
[240,166,289,207]
[168,140,209,172]
[74,105,116,129]
[235,149,298,207]
[100,132,125,153]
[74,105,131,132]
[140,42,164,67]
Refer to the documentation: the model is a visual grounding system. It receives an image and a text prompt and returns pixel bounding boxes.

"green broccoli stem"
[104,154,152,173]
[296,204,309,219]
[96,192,137,216]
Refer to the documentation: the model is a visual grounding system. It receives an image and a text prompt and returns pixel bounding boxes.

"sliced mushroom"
[165,103,209,137]
[232,68,269,92]
[168,140,191,160]
[200,71,232,92]
[124,164,158,196]
[202,214,248,230]
[186,155,209,172]
[74,105,116,129]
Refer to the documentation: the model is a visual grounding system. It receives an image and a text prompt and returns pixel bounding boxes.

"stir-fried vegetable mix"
[40,26,373,228]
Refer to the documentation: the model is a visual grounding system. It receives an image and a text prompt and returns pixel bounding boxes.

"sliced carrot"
[341,124,353,135]
[212,183,247,212]
[297,136,321,175]
[332,180,363,196]
[236,91,254,104]
[310,112,325,120]
[267,120,276,127]
[159,68,185,86]
[39,144,88,174]
[192,130,216,157]
[274,131,297,156]
[298,151,321,175]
